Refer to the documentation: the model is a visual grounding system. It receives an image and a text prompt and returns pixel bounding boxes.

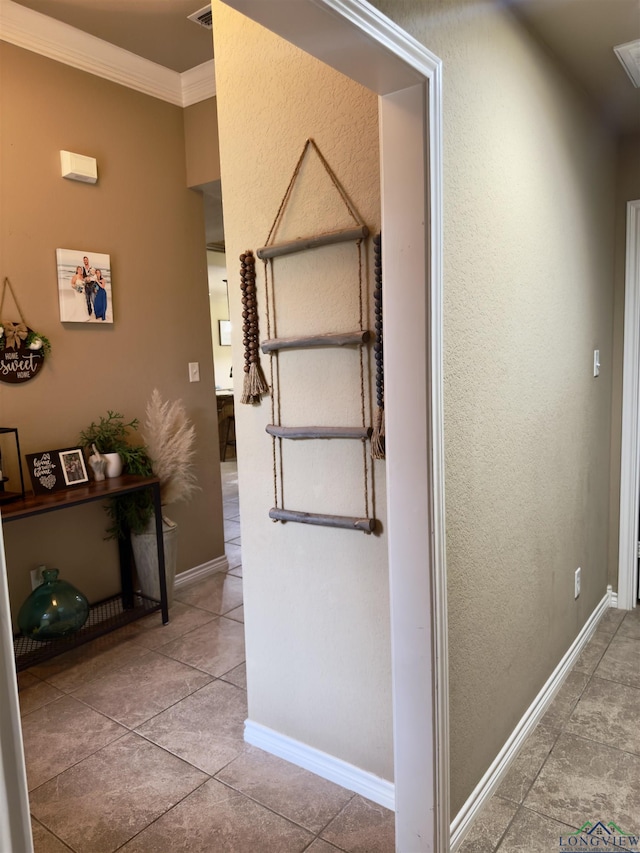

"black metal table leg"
[151,482,169,624]
[118,534,135,611]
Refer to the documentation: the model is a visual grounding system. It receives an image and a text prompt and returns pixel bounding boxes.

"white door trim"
[618,198,640,611]
[221,2,448,850]
[0,521,33,853]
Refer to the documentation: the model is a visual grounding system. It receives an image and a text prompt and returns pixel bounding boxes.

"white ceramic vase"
[103,452,123,478]
[131,516,178,607]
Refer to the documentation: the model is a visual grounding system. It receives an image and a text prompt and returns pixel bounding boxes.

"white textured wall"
[371,0,616,812]
[212,3,391,779]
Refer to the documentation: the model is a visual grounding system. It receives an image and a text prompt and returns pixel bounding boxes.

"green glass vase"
[18,568,89,641]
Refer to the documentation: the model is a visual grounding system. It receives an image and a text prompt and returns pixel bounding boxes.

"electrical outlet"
[574,567,581,599]
[30,565,45,590]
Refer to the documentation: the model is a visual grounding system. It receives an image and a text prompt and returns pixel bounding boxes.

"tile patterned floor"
[20,462,395,853]
[17,462,640,851]
[459,605,640,853]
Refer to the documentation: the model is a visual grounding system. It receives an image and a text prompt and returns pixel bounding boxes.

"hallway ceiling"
[10,0,639,132]
[514,0,640,134]
[10,0,214,73]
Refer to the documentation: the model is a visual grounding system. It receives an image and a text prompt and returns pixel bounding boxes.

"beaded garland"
[239,250,269,404]
[371,233,385,460]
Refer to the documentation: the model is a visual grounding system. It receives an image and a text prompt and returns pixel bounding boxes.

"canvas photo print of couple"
[57,248,113,324]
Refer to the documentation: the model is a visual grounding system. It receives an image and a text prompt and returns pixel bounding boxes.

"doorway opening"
[218,2,447,851]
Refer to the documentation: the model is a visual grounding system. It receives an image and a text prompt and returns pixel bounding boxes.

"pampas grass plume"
[143,389,199,506]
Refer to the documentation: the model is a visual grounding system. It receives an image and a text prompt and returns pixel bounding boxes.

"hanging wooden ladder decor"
[257,138,377,533]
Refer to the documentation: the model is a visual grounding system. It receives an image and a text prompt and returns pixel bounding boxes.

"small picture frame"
[59,449,89,486]
[26,447,88,494]
[219,320,232,347]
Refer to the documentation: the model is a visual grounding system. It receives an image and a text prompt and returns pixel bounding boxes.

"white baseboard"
[174,555,228,589]
[244,720,395,811]
[610,588,619,608]
[450,586,614,851]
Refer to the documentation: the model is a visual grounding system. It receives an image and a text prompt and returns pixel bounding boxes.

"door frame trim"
[0,521,32,852]
[618,198,640,611]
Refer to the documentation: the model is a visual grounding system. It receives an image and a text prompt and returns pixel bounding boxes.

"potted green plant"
[130,390,199,606]
[78,412,155,539]
[79,411,146,479]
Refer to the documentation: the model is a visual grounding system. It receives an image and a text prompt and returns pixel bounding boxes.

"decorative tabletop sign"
[0,278,50,385]
[26,448,88,495]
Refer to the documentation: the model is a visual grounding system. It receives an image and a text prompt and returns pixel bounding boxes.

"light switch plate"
[593,349,600,377]
[189,362,200,382]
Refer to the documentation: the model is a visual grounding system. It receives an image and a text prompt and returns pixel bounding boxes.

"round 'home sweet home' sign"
[0,324,45,384]
[0,279,49,384]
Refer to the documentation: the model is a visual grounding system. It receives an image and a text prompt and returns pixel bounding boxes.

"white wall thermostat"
[60,150,98,184]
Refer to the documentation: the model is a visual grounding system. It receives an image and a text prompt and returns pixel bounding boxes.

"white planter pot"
[131,516,178,607]
[103,452,123,478]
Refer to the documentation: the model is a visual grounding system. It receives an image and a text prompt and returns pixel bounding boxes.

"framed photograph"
[26,447,89,494]
[59,449,89,486]
[219,319,231,346]
[56,248,113,324]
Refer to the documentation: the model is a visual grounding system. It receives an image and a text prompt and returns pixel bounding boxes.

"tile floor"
[16,462,640,852]
[18,461,395,853]
[459,605,640,853]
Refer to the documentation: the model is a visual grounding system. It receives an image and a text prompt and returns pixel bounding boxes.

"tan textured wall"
[370,0,616,812]
[608,132,640,587]
[212,3,391,779]
[184,97,221,188]
[0,43,223,615]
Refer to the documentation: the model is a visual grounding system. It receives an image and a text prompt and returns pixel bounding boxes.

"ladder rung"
[269,507,375,532]
[261,331,370,354]
[256,226,369,260]
[266,425,372,440]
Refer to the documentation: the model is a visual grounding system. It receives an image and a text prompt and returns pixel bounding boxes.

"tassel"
[241,361,269,405]
[241,370,253,405]
[371,405,385,460]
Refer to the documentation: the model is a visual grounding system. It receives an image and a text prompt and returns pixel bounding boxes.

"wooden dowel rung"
[257,226,369,260]
[266,425,372,440]
[261,331,370,354]
[270,508,375,532]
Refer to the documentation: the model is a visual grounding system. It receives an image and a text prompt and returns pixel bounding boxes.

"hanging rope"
[0,277,27,324]
[259,139,373,527]
[371,233,385,460]
[264,259,282,515]
[356,238,370,518]
[239,252,269,405]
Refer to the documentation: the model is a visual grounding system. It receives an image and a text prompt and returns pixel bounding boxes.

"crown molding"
[182,59,216,106]
[0,0,215,107]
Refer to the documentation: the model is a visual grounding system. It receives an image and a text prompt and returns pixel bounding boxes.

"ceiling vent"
[187,5,212,29]
[614,39,640,88]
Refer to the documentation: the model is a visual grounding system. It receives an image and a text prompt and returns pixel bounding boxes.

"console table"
[1,475,168,671]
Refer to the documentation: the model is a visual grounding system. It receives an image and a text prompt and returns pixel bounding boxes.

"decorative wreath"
[0,323,51,355]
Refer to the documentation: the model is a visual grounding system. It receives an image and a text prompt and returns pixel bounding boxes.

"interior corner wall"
[608,131,640,588]
[0,42,223,615]
[370,0,617,812]
[212,2,392,781]
[184,97,221,188]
